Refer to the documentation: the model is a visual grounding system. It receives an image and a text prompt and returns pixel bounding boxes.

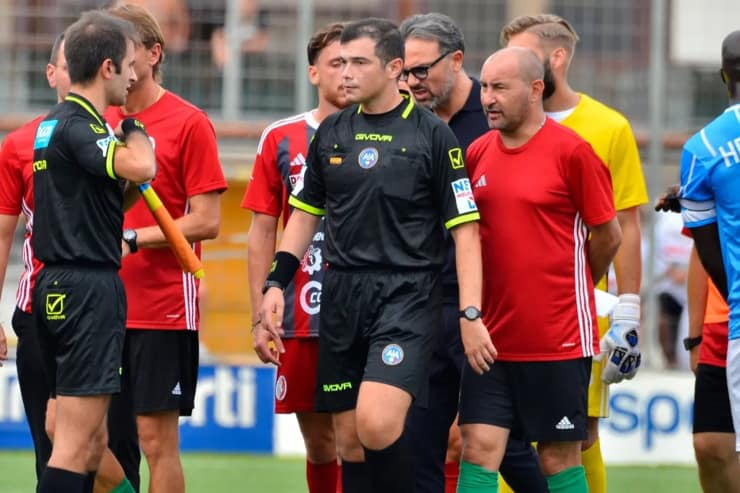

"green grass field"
[0,451,701,492]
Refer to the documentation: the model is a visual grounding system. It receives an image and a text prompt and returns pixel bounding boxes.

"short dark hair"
[722,30,740,97]
[64,10,138,85]
[307,22,344,65]
[340,18,403,65]
[399,13,465,54]
[49,33,65,65]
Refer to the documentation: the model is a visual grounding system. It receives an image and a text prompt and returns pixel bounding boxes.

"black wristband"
[121,118,148,138]
[683,335,702,351]
[263,251,300,294]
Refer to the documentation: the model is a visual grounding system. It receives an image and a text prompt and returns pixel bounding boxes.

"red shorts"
[274,337,320,413]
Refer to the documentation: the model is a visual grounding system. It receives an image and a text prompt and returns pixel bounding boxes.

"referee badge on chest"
[381,343,404,366]
[358,147,379,169]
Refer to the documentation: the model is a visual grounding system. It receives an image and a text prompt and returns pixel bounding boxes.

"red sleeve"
[0,133,24,215]
[465,135,486,183]
[240,127,285,217]
[566,141,616,226]
[180,112,227,197]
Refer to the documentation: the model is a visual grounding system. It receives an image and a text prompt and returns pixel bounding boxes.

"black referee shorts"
[315,268,442,413]
[33,266,126,397]
[693,363,735,434]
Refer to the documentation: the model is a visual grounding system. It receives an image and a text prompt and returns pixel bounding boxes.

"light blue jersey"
[680,103,740,339]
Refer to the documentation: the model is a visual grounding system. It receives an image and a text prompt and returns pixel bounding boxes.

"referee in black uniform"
[259,18,494,493]
[31,11,155,493]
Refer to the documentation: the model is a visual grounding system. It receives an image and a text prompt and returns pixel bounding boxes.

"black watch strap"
[123,229,138,253]
[683,335,702,351]
[262,280,285,295]
[459,306,482,321]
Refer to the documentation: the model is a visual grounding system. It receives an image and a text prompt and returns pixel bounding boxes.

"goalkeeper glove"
[600,293,641,384]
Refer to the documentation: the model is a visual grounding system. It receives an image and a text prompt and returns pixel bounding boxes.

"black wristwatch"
[683,335,702,351]
[262,280,285,295]
[459,306,482,321]
[122,229,138,254]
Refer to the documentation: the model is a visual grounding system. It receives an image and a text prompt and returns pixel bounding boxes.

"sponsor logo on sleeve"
[381,344,404,366]
[33,120,58,149]
[96,136,115,157]
[451,178,478,214]
[448,147,464,169]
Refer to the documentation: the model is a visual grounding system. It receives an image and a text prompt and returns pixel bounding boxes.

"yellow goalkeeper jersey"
[557,93,648,293]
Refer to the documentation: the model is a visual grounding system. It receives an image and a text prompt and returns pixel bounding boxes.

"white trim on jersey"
[573,212,594,357]
[16,198,34,311]
[180,201,198,330]
[700,129,717,157]
[256,112,313,155]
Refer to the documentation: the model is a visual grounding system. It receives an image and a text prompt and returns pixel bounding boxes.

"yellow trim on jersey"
[401,95,414,119]
[105,140,118,179]
[288,195,325,216]
[64,95,105,127]
[445,212,480,230]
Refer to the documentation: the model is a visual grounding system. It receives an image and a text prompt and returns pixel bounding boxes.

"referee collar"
[357,90,415,119]
[64,93,105,127]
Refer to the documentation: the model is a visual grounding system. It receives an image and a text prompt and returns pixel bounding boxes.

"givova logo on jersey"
[289,153,307,195]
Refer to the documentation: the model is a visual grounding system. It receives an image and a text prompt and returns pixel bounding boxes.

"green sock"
[110,478,136,493]
[457,460,498,492]
[547,465,589,493]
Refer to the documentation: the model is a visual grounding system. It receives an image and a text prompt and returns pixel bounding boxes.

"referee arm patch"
[288,195,325,216]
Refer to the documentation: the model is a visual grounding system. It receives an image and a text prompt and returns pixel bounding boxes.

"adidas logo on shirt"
[171,382,182,396]
[555,416,575,430]
[474,175,487,188]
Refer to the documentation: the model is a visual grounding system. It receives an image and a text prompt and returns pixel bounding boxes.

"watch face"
[124,230,136,241]
[463,306,481,320]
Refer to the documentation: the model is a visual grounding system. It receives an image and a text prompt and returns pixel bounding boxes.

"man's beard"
[543,59,556,100]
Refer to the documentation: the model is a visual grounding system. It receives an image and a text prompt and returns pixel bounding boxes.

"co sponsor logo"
[358,147,379,169]
[299,280,322,316]
[275,375,287,401]
[381,344,404,366]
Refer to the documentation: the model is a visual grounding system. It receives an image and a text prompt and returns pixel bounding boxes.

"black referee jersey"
[289,92,480,270]
[32,93,125,268]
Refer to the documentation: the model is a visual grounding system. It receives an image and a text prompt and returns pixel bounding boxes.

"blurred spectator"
[209,0,269,69]
[653,212,693,368]
[117,0,191,54]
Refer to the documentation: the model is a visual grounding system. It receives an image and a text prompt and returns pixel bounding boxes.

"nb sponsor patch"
[34,120,58,149]
[450,178,478,214]
[96,136,115,157]
[448,147,464,169]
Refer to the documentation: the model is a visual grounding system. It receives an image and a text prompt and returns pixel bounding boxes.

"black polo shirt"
[32,93,125,268]
[289,93,479,270]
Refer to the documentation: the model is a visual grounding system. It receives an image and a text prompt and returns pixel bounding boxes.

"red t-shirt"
[0,116,44,313]
[241,111,323,338]
[467,119,615,361]
[105,91,227,330]
[700,282,728,367]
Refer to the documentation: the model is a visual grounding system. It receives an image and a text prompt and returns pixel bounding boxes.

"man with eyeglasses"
[400,13,547,493]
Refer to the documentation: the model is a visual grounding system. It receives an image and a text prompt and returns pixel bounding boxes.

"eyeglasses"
[400,50,453,81]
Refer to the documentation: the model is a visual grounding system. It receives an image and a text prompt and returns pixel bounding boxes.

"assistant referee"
[259,18,492,493]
